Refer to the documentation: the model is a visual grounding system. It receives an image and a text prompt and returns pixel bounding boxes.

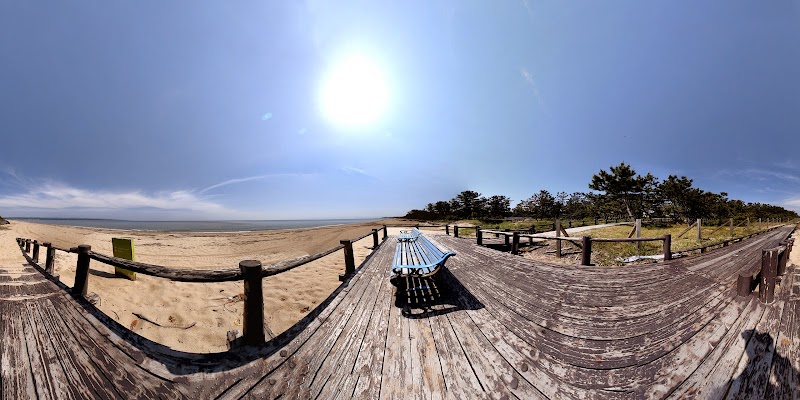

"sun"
[319,54,389,129]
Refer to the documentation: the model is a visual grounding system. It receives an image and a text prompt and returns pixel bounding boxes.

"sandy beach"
[0,219,438,353]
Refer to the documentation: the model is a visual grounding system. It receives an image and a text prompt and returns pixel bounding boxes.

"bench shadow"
[394,268,484,319]
[713,329,799,398]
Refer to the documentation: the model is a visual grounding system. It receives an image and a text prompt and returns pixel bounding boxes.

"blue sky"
[1,1,799,220]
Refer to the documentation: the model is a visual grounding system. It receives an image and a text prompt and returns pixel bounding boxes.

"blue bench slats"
[391,232,455,282]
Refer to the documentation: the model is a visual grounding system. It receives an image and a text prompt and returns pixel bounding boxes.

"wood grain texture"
[4,225,799,399]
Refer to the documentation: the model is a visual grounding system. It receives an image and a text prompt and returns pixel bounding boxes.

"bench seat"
[391,233,455,283]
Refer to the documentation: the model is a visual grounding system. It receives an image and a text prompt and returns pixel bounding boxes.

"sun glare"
[320,54,389,129]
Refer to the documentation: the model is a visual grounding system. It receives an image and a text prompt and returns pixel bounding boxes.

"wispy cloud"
[519,0,534,20]
[520,67,546,111]
[339,167,379,180]
[0,182,229,214]
[261,112,273,121]
[782,196,800,212]
[201,173,313,193]
[743,169,800,183]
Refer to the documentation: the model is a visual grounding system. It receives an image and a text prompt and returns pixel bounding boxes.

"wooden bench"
[391,233,455,283]
[397,227,423,242]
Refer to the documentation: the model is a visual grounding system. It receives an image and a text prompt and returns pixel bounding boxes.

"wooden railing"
[737,238,795,304]
[462,224,790,266]
[15,224,389,347]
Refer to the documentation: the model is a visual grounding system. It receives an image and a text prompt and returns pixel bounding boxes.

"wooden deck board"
[3,226,799,399]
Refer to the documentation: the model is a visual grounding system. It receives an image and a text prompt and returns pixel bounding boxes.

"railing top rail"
[25,225,384,283]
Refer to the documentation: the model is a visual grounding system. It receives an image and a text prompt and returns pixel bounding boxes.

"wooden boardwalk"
[3,226,799,399]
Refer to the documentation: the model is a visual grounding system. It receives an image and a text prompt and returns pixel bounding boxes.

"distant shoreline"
[8,217,384,233]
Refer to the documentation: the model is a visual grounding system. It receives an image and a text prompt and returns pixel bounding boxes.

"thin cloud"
[782,196,800,212]
[201,173,312,193]
[339,167,379,180]
[520,67,546,111]
[743,169,800,183]
[519,0,534,20]
[261,112,273,121]
[0,182,229,214]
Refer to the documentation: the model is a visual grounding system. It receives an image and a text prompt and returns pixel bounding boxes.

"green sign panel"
[112,237,137,281]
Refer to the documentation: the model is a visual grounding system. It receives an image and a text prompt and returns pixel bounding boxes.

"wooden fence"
[15,224,389,347]
[737,238,795,304]
[449,224,789,267]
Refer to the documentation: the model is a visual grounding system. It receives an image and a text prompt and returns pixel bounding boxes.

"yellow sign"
[112,237,137,281]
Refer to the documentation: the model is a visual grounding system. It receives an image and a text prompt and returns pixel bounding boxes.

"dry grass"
[576,222,777,266]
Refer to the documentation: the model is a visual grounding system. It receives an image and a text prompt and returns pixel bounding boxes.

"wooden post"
[25,239,31,253]
[454,226,459,238]
[239,260,265,346]
[445,225,450,235]
[746,217,750,228]
[568,220,573,228]
[777,248,787,276]
[511,232,520,255]
[372,229,379,249]
[338,240,355,281]
[729,218,734,237]
[32,240,40,263]
[504,229,510,246]
[635,219,642,253]
[737,273,752,297]
[696,219,702,240]
[663,234,672,261]
[594,218,598,225]
[73,245,91,297]
[476,228,483,245]
[555,220,562,258]
[580,236,592,266]
[43,243,55,275]
[382,225,387,241]
[759,249,777,304]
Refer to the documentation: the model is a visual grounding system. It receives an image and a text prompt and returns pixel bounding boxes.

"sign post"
[112,238,137,281]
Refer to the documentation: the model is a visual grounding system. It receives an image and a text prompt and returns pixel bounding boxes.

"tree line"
[404,163,799,222]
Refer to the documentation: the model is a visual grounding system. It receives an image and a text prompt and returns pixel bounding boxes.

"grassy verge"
[575,222,780,265]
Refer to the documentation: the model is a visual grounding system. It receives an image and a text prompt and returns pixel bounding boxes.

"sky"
[1,1,799,220]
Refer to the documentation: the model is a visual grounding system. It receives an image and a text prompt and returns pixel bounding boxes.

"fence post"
[338,240,355,281]
[696,219,702,240]
[555,220,562,258]
[759,249,776,304]
[663,234,672,261]
[32,240,40,263]
[43,242,55,275]
[454,226,459,238]
[445,225,450,235]
[476,227,482,245]
[635,219,642,253]
[777,242,788,276]
[372,229,379,249]
[580,236,592,266]
[737,273,752,297]
[239,260,265,346]
[382,225,387,241]
[512,232,520,255]
[729,218,734,236]
[73,245,91,297]
[504,229,510,246]
[25,239,31,253]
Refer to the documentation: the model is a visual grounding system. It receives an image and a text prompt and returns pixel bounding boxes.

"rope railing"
[15,224,389,347]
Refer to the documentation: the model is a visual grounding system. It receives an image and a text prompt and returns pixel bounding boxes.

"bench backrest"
[395,234,446,266]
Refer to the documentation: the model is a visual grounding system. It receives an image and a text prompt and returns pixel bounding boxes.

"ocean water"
[11,218,380,232]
